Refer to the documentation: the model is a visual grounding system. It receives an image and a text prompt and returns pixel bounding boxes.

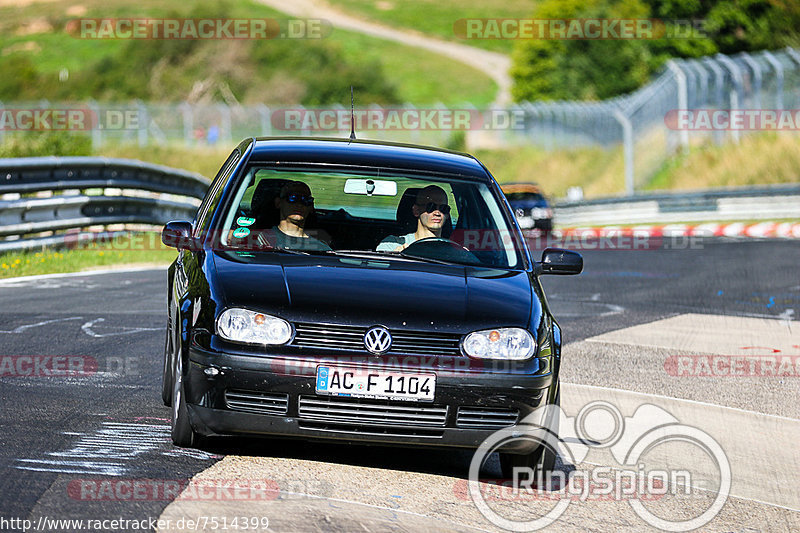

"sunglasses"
[282,193,314,206]
[418,202,451,215]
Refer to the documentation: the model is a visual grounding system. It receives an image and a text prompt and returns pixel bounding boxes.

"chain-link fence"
[508,47,800,194]
[1,48,798,193]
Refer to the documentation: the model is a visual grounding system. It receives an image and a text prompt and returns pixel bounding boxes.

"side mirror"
[539,248,583,275]
[161,221,195,249]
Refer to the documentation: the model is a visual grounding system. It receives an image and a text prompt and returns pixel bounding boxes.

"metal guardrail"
[0,157,208,253]
[1,157,796,253]
[0,156,210,197]
[554,184,800,227]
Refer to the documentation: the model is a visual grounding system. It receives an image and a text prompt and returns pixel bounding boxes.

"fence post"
[666,61,689,152]
[613,107,634,195]
[702,58,726,144]
[179,102,193,146]
[785,47,800,68]
[762,51,784,110]
[86,99,102,150]
[257,104,271,137]
[136,100,148,147]
[716,54,744,144]
[738,52,762,110]
[218,103,232,144]
[784,48,800,107]
[690,61,709,107]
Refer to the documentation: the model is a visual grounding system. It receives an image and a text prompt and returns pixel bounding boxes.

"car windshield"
[506,192,546,204]
[217,166,524,269]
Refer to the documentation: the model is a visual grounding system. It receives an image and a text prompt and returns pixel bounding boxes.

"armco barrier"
[1,156,797,253]
[554,184,800,227]
[0,157,208,253]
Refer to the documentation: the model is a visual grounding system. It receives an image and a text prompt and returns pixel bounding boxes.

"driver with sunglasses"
[259,181,331,251]
[376,185,451,252]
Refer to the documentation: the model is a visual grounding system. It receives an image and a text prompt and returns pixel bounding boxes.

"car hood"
[211,251,535,331]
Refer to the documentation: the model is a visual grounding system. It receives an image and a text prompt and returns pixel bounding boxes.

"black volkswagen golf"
[161,137,582,475]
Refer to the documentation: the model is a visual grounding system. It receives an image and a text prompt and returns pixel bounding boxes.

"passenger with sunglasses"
[258,181,331,251]
[376,185,451,252]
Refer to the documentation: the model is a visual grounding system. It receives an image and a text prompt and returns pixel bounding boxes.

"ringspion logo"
[468,401,730,531]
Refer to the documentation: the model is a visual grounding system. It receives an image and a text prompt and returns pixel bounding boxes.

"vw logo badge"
[364,326,392,354]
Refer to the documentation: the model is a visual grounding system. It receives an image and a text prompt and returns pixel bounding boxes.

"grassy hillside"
[328,0,536,54]
[0,0,495,106]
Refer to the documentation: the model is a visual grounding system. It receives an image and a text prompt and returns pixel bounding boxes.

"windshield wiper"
[225,245,310,255]
[397,253,460,266]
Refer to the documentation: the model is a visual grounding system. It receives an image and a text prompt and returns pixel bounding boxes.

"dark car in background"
[160,137,582,476]
[502,183,554,234]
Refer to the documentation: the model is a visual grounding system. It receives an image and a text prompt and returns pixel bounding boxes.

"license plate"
[315,365,436,402]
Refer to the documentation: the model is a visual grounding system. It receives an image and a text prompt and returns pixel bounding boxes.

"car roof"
[247,137,492,181]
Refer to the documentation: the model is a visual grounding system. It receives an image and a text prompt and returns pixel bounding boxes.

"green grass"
[0,0,496,106]
[96,143,232,178]
[328,29,496,106]
[0,233,176,280]
[476,143,628,199]
[329,0,536,54]
[641,133,800,192]
[478,132,800,200]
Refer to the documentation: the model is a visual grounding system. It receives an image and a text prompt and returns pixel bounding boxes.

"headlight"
[462,328,536,360]
[216,308,292,345]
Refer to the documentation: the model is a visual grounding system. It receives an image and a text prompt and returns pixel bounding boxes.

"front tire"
[161,312,174,406]
[171,348,198,447]
[499,387,560,484]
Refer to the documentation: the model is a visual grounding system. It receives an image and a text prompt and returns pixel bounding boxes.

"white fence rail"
[554,184,800,227]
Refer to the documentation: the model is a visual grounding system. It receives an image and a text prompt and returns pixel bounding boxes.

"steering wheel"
[401,237,480,264]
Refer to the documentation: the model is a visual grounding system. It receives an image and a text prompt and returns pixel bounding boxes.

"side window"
[193,150,242,237]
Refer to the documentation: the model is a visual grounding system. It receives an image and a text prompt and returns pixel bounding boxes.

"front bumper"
[185,345,555,453]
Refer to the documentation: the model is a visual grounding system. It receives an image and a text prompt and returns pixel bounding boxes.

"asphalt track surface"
[0,239,798,532]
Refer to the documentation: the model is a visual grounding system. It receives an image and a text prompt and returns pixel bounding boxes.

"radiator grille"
[224,389,289,416]
[298,395,448,427]
[456,407,519,429]
[292,323,462,356]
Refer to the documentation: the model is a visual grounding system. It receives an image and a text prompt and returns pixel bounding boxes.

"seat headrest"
[395,187,452,238]
[396,187,421,234]
[251,179,289,228]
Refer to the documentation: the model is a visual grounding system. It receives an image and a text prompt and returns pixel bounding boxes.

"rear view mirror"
[539,248,583,275]
[344,179,397,196]
[161,220,195,249]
